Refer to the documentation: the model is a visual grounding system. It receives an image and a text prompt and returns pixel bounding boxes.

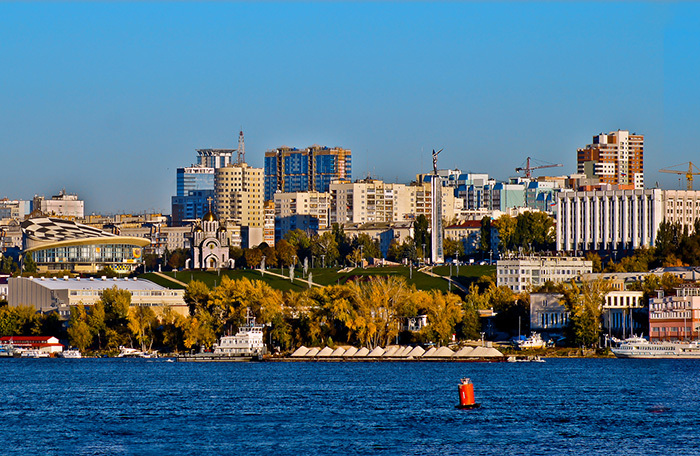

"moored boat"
[177,310,265,362]
[516,333,546,350]
[59,349,82,359]
[612,337,700,359]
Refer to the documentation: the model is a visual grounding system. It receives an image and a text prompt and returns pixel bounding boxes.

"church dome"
[194,225,203,232]
[202,211,217,222]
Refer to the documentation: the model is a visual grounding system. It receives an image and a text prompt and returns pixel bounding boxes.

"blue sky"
[1,2,698,214]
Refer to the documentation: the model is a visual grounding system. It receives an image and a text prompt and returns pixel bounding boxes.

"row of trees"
[54,277,487,352]
[480,211,556,255]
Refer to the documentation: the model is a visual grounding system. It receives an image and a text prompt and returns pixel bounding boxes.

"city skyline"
[2,2,699,213]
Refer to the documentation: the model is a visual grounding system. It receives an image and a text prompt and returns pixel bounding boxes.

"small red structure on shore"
[456,378,481,409]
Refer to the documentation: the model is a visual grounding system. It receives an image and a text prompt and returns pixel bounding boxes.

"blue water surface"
[1,358,698,455]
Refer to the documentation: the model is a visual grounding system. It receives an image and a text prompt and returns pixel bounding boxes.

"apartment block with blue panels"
[264,145,351,201]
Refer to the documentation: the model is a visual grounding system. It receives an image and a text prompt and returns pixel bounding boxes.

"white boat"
[20,349,51,358]
[0,343,19,357]
[118,346,157,358]
[612,337,700,359]
[212,311,265,358]
[516,333,546,350]
[59,349,82,359]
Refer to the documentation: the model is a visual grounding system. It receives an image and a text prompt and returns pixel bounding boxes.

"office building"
[555,189,664,252]
[264,145,351,201]
[577,130,644,189]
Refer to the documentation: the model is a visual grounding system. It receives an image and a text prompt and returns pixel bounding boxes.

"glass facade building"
[264,146,351,201]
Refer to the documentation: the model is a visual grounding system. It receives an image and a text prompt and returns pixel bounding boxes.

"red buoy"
[456,378,481,409]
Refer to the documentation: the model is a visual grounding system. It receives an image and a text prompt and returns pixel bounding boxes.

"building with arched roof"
[21,218,150,274]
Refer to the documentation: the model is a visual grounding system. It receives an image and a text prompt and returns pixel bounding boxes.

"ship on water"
[177,310,265,362]
[611,336,700,358]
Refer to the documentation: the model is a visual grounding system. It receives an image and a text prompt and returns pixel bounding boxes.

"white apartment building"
[274,191,332,229]
[215,163,263,227]
[556,189,664,252]
[497,256,593,292]
[663,190,700,233]
[330,179,458,224]
[33,190,84,218]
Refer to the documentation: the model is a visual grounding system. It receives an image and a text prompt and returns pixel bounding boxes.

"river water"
[1,358,698,455]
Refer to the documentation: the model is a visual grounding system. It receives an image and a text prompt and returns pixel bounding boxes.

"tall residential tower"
[577,130,644,189]
[264,145,351,201]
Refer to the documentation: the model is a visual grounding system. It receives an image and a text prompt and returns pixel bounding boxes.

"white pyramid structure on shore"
[406,346,425,358]
[382,346,400,357]
[343,347,358,357]
[368,347,385,357]
[433,347,455,358]
[353,347,370,357]
[453,346,476,358]
[291,346,309,357]
[305,347,320,357]
[422,347,437,357]
[396,346,413,357]
[330,347,346,357]
[317,346,334,357]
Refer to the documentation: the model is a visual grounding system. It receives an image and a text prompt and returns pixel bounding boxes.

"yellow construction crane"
[659,162,700,190]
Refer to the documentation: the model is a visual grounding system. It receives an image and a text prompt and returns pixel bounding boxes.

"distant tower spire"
[237,129,245,164]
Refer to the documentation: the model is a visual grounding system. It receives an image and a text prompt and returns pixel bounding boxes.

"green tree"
[493,214,516,252]
[87,301,106,349]
[311,231,339,267]
[100,287,132,348]
[559,279,611,347]
[479,216,492,253]
[128,305,158,351]
[443,237,463,261]
[275,239,297,268]
[284,229,312,262]
[244,248,263,269]
[585,252,603,273]
[513,211,555,252]
[184,280,211,316]
[332,224,352,265]
[413,215,430,259]
[460,301,482,340]
[67,305,92,351]
[419,291,463,346]
[23,252,37,273]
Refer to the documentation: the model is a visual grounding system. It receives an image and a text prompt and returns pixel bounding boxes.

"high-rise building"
[196,148,235,169]
[264,145,351,201]
[577,130,644,189]
[215,163,264,228]
[175,167,215,197]
[171,167,216,226]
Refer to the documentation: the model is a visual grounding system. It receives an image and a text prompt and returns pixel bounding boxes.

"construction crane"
[660,161,700,190]
[515,157,563,179]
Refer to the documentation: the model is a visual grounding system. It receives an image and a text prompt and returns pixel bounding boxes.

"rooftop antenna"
[237,129,245,164]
